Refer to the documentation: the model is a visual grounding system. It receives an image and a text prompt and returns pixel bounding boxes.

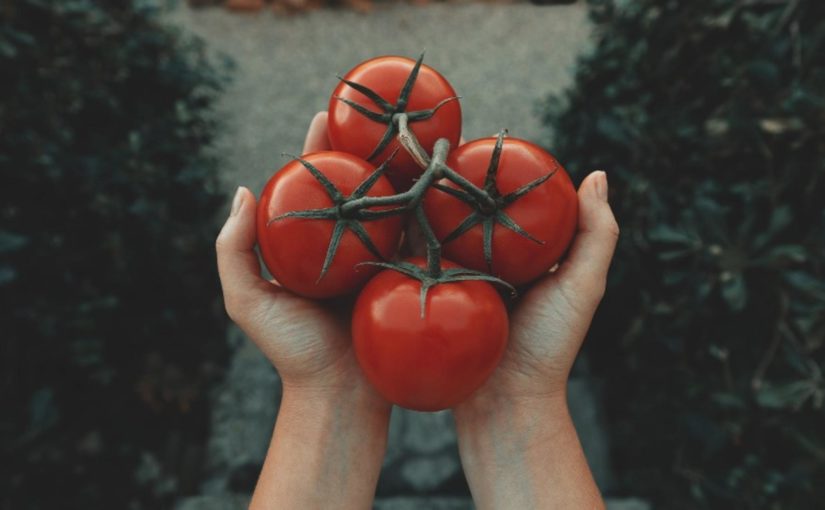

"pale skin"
[215,112,619,510]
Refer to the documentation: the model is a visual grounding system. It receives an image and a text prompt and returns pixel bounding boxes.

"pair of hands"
[216,112,619,509]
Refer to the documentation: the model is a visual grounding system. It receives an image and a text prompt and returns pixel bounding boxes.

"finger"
[555,171,619,303]
[216,187,273,319]
[459,136,466,146]
[302,111,331,153]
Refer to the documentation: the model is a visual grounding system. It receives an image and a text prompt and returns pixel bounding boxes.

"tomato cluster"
[257,54,578,411]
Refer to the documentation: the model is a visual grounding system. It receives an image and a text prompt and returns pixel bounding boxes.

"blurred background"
[1,0,823,509]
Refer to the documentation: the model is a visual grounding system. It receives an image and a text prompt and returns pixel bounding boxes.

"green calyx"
[360,260,515,318]
[439,129,558,272]
[267,152,399,283]
[334,52,460,161]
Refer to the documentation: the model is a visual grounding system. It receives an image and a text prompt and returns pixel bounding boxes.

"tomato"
[423,136,578,285]
[352,258,508,411]
[257,151,402,298]
[328,55,462,192]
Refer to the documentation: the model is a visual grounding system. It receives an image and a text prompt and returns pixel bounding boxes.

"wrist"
[278,347,392,415]
[454,375,568,422]
[453,388,570,448]
[452,387,604,510]
[279,379,392,425]
[250,378,390,510]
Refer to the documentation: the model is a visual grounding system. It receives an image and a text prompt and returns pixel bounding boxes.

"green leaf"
[0,265,16,285]
[784,271,825,300]
[596,114,630,143]
[658,248,695,261]
[755,381,812,410]
[753,206,793,249]
[721,272,747,311]
[747,60,780,89]
[0,231,29,253]
[29,387,59,430]
[711,392,746,410]
[758,244,807,266]
[0,39,17,58]
[648,223,696,246]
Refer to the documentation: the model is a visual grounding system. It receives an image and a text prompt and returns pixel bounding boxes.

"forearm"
[454,391,604,510]
[249,386,391,510]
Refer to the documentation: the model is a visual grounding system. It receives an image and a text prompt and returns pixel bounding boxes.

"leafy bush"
[1,1,228,508]
[544,0,825,508]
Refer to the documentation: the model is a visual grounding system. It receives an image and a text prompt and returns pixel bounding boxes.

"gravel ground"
[166,3,635,508]
[167,1,591,193]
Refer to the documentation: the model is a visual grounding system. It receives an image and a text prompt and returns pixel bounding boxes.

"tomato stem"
[395,113,431,169]
[441,166,497,211]
[415,203,442,278]
[400,134,498,212]
[339,138,448,215]
[280,127,544,300]
[332,135,452,279]
[432,133,557,270]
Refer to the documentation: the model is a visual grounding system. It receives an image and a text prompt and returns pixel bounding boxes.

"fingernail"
[230,187,244,216]
[595,171,608,202]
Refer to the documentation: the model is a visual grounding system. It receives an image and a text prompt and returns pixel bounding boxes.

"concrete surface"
[167,1,591,194]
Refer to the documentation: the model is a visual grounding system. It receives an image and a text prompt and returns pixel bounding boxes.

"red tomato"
[352,258,508,411]
[257,151,402,298]
[423,137,578,285]
[328,55,462,192]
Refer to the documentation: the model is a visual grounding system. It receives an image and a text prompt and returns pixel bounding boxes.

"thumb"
[303,111,331,153]
[216,187,274,321]
[555,171,620,307]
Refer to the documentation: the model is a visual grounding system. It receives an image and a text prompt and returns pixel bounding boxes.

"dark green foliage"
[544,0,824,508]
[1,1,228,508]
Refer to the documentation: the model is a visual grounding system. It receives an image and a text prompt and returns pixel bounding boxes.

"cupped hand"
[458,170,619,406]
[215,112,385,400]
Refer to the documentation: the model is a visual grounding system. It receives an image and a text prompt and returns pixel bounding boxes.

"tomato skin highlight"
[256,151,402,298]
[352,258,508,411]
[328,56,462,191]
[424,137,578,286]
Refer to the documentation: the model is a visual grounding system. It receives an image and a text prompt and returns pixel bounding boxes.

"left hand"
[216,112,387,402]
[216,111,391,510]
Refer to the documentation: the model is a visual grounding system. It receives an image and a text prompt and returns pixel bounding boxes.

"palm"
[460,271,588,399]
[246,284,367,391]
[216,185,384,399]
[218,112,371,392]
[520,276,594,383]
[461,169,617,401]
